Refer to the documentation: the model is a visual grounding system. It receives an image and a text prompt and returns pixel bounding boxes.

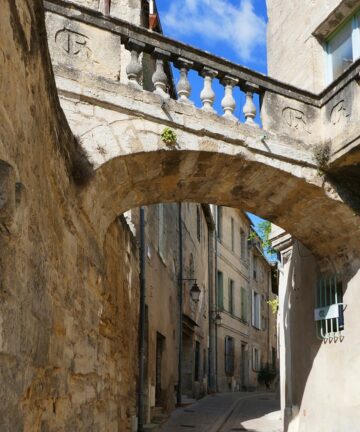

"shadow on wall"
[282,239,359,432]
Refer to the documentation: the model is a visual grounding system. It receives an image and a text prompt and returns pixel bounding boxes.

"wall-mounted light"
[214,312,222,326]
[180,278,201,303]
[190,281,201,303]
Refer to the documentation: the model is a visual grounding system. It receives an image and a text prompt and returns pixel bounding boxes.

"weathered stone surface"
[1,0,360,431]
[0,1,139,430]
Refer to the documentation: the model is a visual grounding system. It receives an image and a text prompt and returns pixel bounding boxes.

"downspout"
[207,223,215,392]
[138,207,146,432]
[177,203,183,406]
[214,212,219,392]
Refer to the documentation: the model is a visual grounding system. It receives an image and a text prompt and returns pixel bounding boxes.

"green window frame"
[241,287,248,322]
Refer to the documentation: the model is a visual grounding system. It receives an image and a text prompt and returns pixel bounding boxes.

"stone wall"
[0,1,139,430]
[266,0,342,92]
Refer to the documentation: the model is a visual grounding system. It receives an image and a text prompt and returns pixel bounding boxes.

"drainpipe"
[214,211,219,392]
[138,207,146,432]
[177,203,183,406]
[207,226,216,392]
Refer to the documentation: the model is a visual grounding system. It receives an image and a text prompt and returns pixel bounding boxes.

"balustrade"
[124,44,261,126]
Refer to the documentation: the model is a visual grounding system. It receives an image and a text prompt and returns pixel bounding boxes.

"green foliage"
[248,221,276,259]
[267,298,279,315]
[161,128,177,145]
[257,364,277,389]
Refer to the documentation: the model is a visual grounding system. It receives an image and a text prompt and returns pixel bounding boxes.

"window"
[240,229,246,261]
[196,206,201,242]
[252,290,261,329]
[231,217,235,251]
[194,341,200,381]
[327,12,360,82]
[253,255,258,280]
[225,336,235,376]
[315,275,344,340]
[158,204,165,260]
[228,279,234,315]
[252,347,261,371]
[217,271,224,310]
[216,206,223,240]
[241,287,248,322]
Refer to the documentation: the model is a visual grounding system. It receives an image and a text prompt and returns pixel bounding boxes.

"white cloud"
[162,0,266,62]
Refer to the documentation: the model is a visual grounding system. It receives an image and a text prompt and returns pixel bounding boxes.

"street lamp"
[180,278,201,303]
[190,281,201,303]
[214,312,222,326]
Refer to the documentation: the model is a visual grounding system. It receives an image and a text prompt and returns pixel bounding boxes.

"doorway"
[155,332,165,406]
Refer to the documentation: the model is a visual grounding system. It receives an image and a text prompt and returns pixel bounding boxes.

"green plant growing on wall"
[313,142,331,176]
[161,128,177,145]
[267,298,279,315]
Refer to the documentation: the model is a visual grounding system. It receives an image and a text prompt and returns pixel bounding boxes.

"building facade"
[214,207,278,393]
[268,2,360,431]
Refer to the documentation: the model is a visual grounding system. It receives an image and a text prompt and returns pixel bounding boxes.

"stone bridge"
[43,0,360,265]
[1,0,360,430]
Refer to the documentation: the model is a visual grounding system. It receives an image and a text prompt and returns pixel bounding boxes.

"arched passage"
[80,148,360,266]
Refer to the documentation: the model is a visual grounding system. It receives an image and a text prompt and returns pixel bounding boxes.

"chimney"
[149,0,158,30]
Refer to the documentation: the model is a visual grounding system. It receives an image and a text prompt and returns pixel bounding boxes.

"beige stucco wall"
[215,207,277,392]
[216,207,250,392]
[276,236,360,432]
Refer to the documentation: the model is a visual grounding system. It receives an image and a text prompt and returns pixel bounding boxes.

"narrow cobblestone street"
[160,392,282,432]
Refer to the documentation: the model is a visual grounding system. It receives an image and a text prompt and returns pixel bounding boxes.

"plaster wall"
[248,248,276,389]
[216,208,250,392]
[277,238,360,432]
[215,208,277,392]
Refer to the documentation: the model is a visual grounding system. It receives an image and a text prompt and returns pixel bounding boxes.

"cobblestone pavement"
[160,392,282,432]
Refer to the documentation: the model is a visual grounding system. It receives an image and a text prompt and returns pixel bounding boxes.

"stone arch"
[79,148,360,267]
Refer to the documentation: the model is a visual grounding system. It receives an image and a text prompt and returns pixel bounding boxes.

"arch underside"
[80,148,360,268]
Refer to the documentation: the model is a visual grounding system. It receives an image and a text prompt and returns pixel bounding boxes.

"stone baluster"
[174,58,194,104]
[243,82,259,126]
[125,39,145,90]
[221,76,239,120]
[152,48,171,100]
[200,68,218,113]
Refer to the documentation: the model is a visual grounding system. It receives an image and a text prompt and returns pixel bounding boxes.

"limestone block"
[322,80,360,154]
[45,12,121,81]
[261,92,322,147]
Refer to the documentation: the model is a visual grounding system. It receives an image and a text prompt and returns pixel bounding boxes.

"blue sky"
[156,0,271,247]
[156,0,268,73]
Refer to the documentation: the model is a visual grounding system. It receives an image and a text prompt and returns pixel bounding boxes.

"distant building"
[214,206,278,393]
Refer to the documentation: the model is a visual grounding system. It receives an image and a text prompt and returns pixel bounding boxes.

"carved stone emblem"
[55,28,92,58]
[282,107,311,134]
[330,100,350,125]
